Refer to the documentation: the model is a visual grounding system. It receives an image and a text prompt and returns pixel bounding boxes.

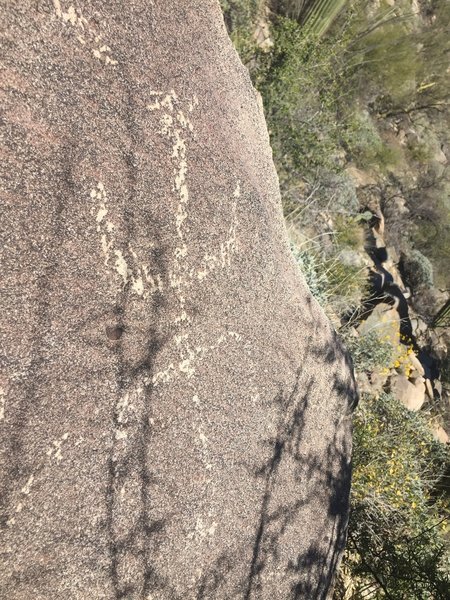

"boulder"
[253,7,274,52]
[358,303,400,347]
[390,375,426,411]
[433,146,448,165]
[424,377,435,400]
[0,2,356,599]
[410,315,428,339]
[355,372,372,395]
[391,195,410,217]
[338,249,366,268]
[369,370,390,394]
[432,425,449,445]
[344,164,377,188]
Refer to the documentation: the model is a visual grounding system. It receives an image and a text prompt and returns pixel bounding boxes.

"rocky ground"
[337,156,450,442]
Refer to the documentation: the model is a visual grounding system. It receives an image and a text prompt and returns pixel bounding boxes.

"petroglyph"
[193,396,214,473]
[21,475,34,495]
[6,432,71,527]
[89,93,243,393]
[53,1,118,65]
[113,250,129,287]
[142,92,246,392]
[90,183,163,297]
[197,183,240,279]
[190,516,218,542]
[0,387,6,421]
[117,391,132,425]
[220,183,239,267]
[113,384,146,444]
[7,474,36,523]
[46,432,70,463]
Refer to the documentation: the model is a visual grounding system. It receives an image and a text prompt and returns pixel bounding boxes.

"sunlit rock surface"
[0,1,356,598]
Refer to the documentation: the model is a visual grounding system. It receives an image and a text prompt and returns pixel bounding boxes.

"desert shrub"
[344,330,393,372]
[342,110,383,166]
[409,179,450,290]
[341,392,450,599]
[220,0,264,59]
[401,249,434,290]
[291,242,368,314]
[283,171,360,231]
[407,138,434,164]
[291,243,331,306]
[334,214,365,249]
[343,1,427,107]
[343,109,403,171]
[255,16,355,183]
[326,259,368,306]
[316,171,360,214]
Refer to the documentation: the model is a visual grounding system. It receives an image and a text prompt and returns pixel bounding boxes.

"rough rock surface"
[390,374,426,411]
[0,2,356,598]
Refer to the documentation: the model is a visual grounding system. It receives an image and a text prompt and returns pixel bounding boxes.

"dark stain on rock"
[106,325,124,341]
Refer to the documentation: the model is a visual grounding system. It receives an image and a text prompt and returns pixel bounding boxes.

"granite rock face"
[0,2,356,598]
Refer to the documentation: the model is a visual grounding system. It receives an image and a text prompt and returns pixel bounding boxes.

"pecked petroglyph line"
[146,90,203,386]
[197,182,240,280]
[192,394,214,474]
[0,386,6,422]
[90,182,163,298]
[89,91,243,391]
[144,91,245,390]
[46,432,70,463]
[52,0,118,65]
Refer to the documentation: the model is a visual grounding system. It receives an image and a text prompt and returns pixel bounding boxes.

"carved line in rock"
[0,386,5,422]
[52,0,118,65]
[96,89,257,594]
[146,91,242,390]
[91,182,164,298]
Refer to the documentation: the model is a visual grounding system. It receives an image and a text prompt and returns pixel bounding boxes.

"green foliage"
[255,16,354,183]
[291,244,331,306]
[334,214,364,249]
[344,330,393,372]
[291,242,368,313]
[347,0,450,116]
[345,392,450,599]
[406,139,434,164]
[343,109,404,171]
[401,249,434,290]
[411,0,450,113]
[326,258,368,304]
[220,0,263,59]
[350,10,418,105]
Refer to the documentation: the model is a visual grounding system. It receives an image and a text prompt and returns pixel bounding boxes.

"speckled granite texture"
[0,1,356,598]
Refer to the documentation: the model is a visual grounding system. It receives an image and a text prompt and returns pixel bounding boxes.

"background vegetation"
[221,0,450,597]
